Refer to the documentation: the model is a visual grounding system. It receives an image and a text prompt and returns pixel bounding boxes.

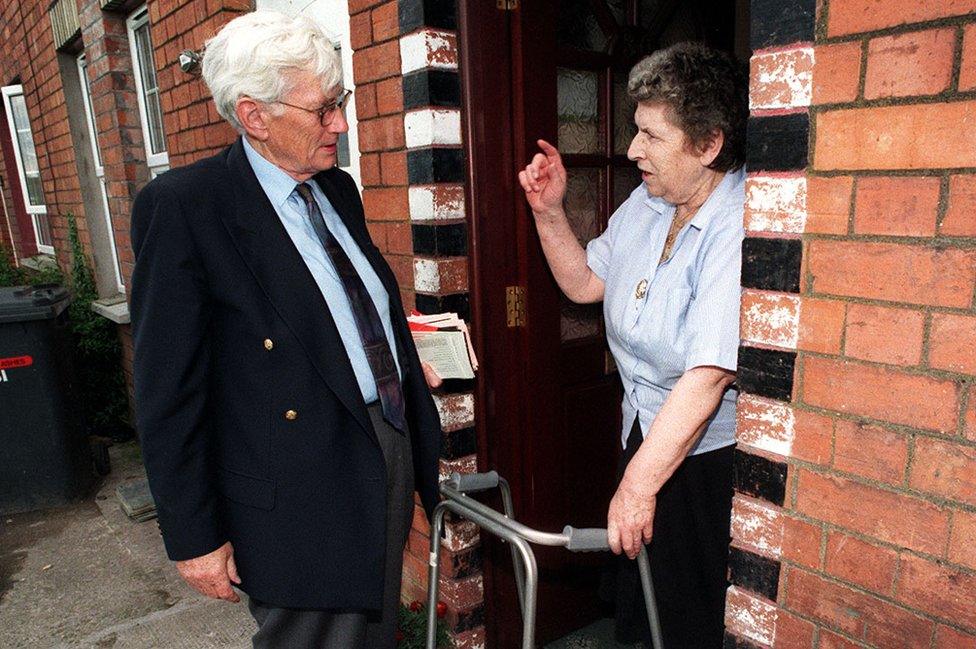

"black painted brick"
[746,113,809,172]
[399,0,457,32]
[750,0,815,50]
[451,602,484,633]
[448,546,483,580]
[415,292,470,322]
[728,546,781,601]
[408,148,466,184]
[733,449,788,506]
[724,632,766,649]
[442,426,477,460]
[741,237,802,293]
[412,222,467,256]
[403,70,462,109]
[738,345,797,402]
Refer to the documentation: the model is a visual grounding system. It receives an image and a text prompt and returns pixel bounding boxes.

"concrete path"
[0,442,254,649]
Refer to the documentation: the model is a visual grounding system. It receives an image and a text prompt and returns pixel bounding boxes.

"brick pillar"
[728,1,976,647]
[350,1,483,646]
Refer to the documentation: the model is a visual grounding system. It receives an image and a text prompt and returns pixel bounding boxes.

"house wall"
[728,1,976,647]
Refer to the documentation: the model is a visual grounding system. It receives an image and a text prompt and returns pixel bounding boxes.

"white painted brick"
[736,393,796,458]
[433,392,475,432]
[741,291,801,350]
[725,586,778,647]
[400,29,458,74]
[442,520,480,552]
[414,258,441,292]
[439,455,478,482]
[409,185,466,221]
[731,495,784,559]
[745,175,808,234]
[405,109,462,148]
[750,47,814,110]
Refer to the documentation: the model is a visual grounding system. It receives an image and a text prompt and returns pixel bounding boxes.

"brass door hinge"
[497,0,518,10]
[506,286,526,327]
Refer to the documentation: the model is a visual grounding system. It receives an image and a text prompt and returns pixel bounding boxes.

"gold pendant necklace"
[635,279,648,300]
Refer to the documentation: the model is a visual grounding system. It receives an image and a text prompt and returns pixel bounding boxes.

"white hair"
[201,10,344,132]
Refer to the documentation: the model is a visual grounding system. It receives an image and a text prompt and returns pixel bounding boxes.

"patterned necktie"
[295,182,408,434]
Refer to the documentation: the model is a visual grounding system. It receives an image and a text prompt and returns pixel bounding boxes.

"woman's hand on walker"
[607,478,656,560]
[518,139,568,218]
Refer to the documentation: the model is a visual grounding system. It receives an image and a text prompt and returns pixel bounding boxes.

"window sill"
[19,254,58,272]
[91,294,130,324]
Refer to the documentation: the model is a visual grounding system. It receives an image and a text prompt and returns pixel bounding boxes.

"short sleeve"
[684,210,744,372]
[586,188,640,280]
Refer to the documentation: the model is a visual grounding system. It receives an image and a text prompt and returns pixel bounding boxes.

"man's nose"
[329,108,350,134]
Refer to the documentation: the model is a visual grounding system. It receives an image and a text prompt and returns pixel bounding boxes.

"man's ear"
[236,97,270,141]
[698,129,725,167]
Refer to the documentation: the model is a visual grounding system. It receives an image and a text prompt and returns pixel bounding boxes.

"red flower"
[436,601,448,619]
[409,600,423,612]
[395,630,404,642]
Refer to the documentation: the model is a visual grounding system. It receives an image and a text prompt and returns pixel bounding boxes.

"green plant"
[65,213,131,436]
[397,600,450,648]
[0,245,23,286]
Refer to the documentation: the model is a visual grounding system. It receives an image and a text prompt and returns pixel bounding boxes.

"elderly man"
[130,11,443,648]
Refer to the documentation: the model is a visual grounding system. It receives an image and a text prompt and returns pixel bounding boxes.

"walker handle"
[448,471,500,493]
[563,526,611,552]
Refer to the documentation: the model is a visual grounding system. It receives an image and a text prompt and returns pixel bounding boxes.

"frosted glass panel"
[561,168,603,341]
[557,68,600,154]
[613,72,638,155]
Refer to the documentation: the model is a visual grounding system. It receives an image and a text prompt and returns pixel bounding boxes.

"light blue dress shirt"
[586,168,745,455]
[243,137,401,404]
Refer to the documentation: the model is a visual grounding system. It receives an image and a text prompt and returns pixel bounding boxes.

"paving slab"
[0,442,254,649]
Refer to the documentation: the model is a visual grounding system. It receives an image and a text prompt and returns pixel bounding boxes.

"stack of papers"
[407,312,479,380]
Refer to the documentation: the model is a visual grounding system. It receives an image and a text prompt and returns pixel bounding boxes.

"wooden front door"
[461,1,745,645]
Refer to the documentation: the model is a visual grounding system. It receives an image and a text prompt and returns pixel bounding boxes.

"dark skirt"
[609,418,734,648]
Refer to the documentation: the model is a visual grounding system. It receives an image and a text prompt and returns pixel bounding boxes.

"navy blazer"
[130,138,442,610]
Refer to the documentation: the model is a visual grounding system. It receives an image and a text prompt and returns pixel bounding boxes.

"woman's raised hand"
[518,139,567,219]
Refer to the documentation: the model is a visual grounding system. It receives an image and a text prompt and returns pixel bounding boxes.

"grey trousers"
[249,404,415,649]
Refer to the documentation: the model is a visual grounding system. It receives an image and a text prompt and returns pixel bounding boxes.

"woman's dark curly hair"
[628,42,748,172]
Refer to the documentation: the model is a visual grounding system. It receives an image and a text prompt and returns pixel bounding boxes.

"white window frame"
[1,84,53,255]
[127,6,169,176]
[78,53,125,294]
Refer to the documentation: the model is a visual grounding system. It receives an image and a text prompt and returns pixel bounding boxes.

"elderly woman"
[130,11,442,649]
[519,42,747,647]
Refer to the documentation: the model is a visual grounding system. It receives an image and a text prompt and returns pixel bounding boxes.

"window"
[78,54,125,293]
[127,6,168,176]
[1,85,53,255]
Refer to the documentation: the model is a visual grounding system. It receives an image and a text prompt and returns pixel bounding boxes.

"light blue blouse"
[586,168,745,455]
[243,136,401,404]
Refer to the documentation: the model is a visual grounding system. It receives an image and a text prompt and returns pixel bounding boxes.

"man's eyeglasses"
[274,89,353,126]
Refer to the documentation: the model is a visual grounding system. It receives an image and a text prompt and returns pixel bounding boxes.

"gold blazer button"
[263,338,274,351]
[284,410,297,420]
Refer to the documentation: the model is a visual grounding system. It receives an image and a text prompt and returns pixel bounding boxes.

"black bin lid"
[0,284,71,323]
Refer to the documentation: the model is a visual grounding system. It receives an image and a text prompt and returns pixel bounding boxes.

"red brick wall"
[149,0,244,169]
[732,2,976,646]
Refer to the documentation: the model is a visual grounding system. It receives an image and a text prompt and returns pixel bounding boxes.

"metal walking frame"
[425,471,664,649]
